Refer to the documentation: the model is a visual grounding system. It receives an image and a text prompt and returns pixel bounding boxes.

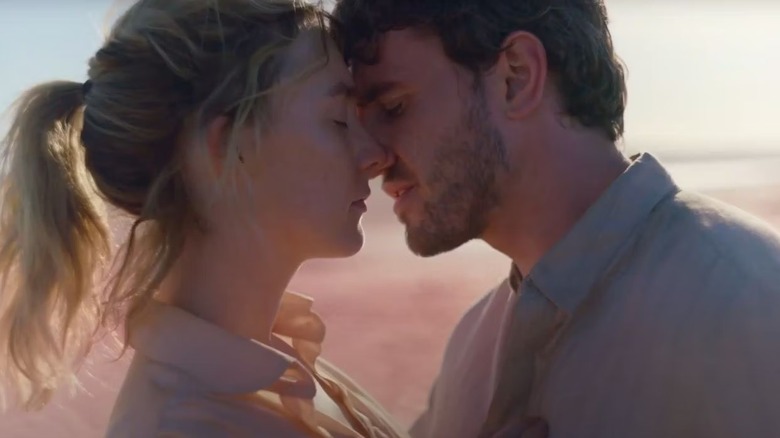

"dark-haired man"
[332,1,780,437]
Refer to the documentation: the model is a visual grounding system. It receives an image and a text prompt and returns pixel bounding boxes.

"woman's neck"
[157,230,301,343]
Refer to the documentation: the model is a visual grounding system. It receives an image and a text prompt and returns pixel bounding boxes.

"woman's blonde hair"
[0,0,326,410]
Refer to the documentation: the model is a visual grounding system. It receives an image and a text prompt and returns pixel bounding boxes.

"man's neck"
[482,137,630,277]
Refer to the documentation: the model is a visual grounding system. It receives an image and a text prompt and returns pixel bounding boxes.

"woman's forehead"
[278,33,352,95]
[280,29,342,73]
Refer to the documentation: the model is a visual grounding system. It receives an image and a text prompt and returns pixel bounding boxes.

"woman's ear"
[495,31,548,120]
[204,115,232,176]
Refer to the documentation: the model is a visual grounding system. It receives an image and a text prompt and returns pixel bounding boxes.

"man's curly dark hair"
[330,0,627,142]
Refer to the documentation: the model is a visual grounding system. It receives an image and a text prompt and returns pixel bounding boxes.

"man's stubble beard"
[405,84,509,257]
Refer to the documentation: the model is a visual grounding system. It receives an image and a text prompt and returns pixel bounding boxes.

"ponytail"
[0,81,109,410]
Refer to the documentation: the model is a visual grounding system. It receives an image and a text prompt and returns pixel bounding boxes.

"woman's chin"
[326,227,366,258]
[301,222,366,260]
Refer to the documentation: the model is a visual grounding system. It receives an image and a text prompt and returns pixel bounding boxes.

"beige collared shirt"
[106,292,407,438]
[412,153,780,438]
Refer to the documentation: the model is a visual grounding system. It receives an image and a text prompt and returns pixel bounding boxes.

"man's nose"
[350,105,396,178]
[359,140,396,179]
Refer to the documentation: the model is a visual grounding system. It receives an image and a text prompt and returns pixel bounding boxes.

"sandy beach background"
[1,156,780,436]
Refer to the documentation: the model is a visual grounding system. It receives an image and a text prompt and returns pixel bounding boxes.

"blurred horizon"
[1,1,779,160]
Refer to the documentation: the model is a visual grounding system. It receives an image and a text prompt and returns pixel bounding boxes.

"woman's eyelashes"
[330,104,348,130]
[334,102,358,130]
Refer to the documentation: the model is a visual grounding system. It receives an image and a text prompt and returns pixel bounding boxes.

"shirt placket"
[478,279,563,438]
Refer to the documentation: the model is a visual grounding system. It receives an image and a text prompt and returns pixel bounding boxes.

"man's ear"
[495,31,548,120]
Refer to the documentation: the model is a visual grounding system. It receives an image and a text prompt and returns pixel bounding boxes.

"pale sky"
[1,1,779,156]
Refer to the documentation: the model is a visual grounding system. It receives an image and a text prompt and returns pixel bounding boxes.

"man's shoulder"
[646,189,780,281]
[629,188,780,327]
[665,189,780,236]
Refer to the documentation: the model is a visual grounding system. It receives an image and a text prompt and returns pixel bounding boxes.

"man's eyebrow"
[356,81,401,106]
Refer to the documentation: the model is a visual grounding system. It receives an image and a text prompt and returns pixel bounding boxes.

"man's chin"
[405,227,471,257]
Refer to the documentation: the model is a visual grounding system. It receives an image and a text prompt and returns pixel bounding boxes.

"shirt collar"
[526,152,679,314]
[129,291,325,396]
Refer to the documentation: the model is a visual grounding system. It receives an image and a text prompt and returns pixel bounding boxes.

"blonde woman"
[0,0,407,436]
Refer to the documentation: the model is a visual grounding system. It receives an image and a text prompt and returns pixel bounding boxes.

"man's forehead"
[352,29,443,101]
[362,28,438,69]
[353,80,404,106]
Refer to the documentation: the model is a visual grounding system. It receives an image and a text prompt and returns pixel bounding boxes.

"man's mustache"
[382,161,415,185]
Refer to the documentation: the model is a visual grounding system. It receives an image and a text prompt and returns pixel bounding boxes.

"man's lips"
[387,185,418,216]
[382,181,416,200]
